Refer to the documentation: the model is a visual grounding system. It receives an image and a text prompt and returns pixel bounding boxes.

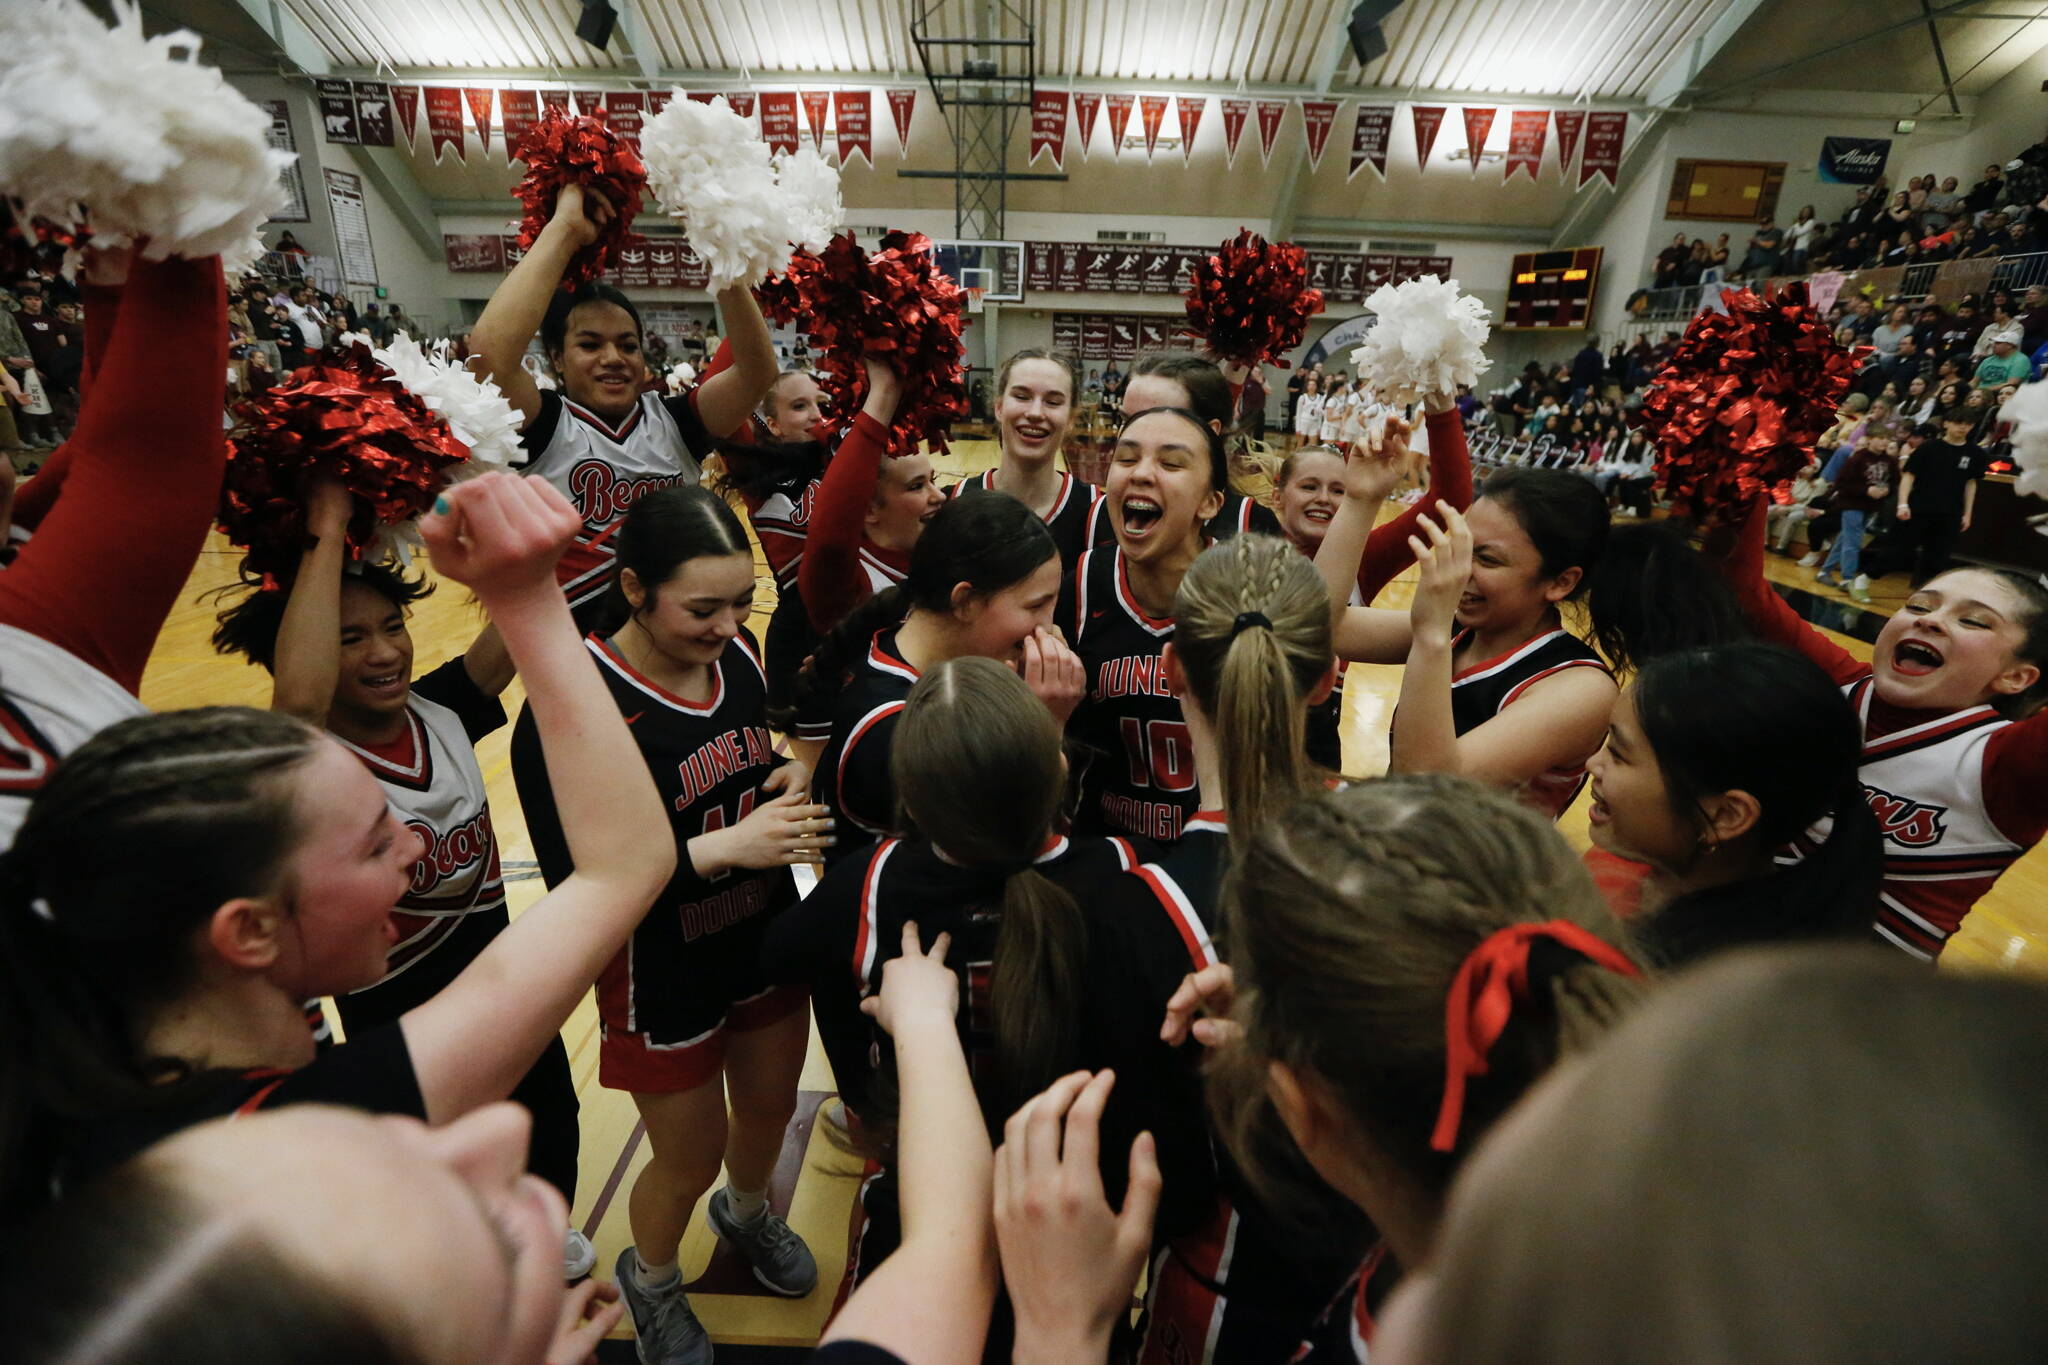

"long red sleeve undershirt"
[0,257,229,692]
[9,281,126,533]
[798,411,893,632]
[1354,409,1476,603]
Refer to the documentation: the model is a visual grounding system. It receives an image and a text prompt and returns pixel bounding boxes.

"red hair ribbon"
[1430,920,1640,1153]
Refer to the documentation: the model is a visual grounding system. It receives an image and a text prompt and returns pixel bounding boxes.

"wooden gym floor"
[136,440,2048,1355]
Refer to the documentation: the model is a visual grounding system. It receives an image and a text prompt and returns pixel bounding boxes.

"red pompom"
[1183,229,1326,368]
[756,231,967,455]
[1636,283,1855,532]
[219,345,472,583]
[510,112,647,290]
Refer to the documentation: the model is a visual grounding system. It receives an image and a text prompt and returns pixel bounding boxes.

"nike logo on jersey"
[1865,784,1948,848]
[623,711,645,726]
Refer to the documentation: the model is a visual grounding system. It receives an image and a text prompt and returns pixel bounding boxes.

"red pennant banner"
[1220,97,1250,166]
[1073,92,1102,158]
[575,90,608,122]
[1105,93,1135,155]
[423,87,466,162]
[1504,109,1547,181]
[834,90,873,165]
[646,91,672,117]
[686,91,717,104]
[1349,104,1392,181]
[462,88,495,152]
[1411,105,1447,172]
[1461,107,1495,175]
[605,91,645,152]
[725,90,757,119]
[1553,109,1586,180]
[1175,95,1205,164]
[800,91,831,148]
[1138,94,1169,160]
[1030,89,1069,168]
[1255,99,1288,164]
[759,91,801,155]
[391,83,421,146]
[1301,98,1339,171]
[1579,111,1627,187]
[886,88,916,155]
[501,89,541,159]
[540,89,571,118]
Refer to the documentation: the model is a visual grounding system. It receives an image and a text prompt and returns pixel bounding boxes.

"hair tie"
[1430,920,1640,1153]
[1231,610,1272,638]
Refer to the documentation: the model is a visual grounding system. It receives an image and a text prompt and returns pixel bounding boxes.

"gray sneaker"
[615,1248,713,1365]
[706,1187,817,1297]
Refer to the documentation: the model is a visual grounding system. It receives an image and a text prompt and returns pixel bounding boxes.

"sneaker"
[1798,551,1823,567]
[1849,581,1872,604]
[564,1227,596,1282]
[1815,570,1839,587]
[615,1248,713,1365]
[707,1187,817,1297]
[1852,574,1870,593]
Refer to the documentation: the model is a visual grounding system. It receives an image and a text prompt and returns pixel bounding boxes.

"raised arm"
[1354,400,1474,602]
[1711,495,1866,685]
[467,184,613,427]
[266,480,353,726]
[689,286,779,440]
[1314,418,1417,664]
[402,474,676,1124]
[799,359,904,631]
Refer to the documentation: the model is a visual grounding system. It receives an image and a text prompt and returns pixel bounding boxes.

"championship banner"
[613,241,651,289]
[835,90,873,165]
[423,87,465,162]
[1175,95,1205,164]
[353,82,394,147]
[1305,253,1333,294]
[1052,313,1082,356]
[1301,98,1340,171]
[574,90,608,122]
[1819,136,1891,185]
[1080,315,1113,361]
[1395,254,1429,284]
[501,236,527,268]
[1461,107,1496,176]
[1138,94,1169,160]
[759,92,801,155]
[1054,242,1085,292]
[686,91,717,104]
[1220,97,1250,166]
[1365,253,1395,291]
[1504,109,1547,181]
[391,84,422,146]
[1139,317,1172,350]
[540,89,571,118]
[1325,253,1365,304]
[1105,93,1136,156]
[1579,111,1627,187]
[1348,104,1392,181]
[501,89,541,156]
[799,91,830,149]
[1030,89,1069,168]
[1112,246,1146,293]
[726,90,757,120]
[317,79,359,144]
[1073,92,1102,158]
[646,242,680,287]
[605,92,645,153]
[1552,109,1585,180]
[887,88,917,155]
[1142,245,1177,295]
[443,234,505,273]
[464,88,496,154]
[1025,241,1057,293]
[1110,315,1140,359]
[1082,245,1117,293]
[646,91,672,117]
[1410,105,1446,172]
[1255,99,1288,164]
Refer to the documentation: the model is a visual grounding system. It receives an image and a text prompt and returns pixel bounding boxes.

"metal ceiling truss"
[907,0,1045,239]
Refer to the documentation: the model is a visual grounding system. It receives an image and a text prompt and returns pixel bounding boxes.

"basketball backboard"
[932,240,1025,302]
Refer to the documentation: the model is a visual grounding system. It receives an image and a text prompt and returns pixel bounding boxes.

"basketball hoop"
[966,286,986,314]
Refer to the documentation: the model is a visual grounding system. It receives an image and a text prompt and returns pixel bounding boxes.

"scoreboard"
[1503,247,1603,330]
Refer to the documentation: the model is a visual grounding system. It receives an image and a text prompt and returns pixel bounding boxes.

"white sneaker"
[1852,574,1870,593]
[564,1227,596,1281]
[1798,551,1822,567]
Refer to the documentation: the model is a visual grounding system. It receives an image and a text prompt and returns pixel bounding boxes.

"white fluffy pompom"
[640,94,792,289]
[0,0,290,263]
[1350,276,1493,407]
[1998,379,2048,508]
[776,146,842,253]
[374,336,523,472]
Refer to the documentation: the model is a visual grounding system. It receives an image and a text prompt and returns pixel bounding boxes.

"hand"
[995,1071,1162,1365]
[1962,511,1973,532]
[420,471,585,599]
[861,921,958,1035]
[694,787,834,875]
[1897,504,1913,521]
[546,1278,623,1365]
[79,243,134,289]
[1342,413,1410,503]
[1407,502,1473,641]
[547,183,615,251]
[1019,627,1086,725]
[760,760,811,799]
[863,354,904,413]
[1159,963,1241,1048]
[305,477,353,539]
[1216,358,1251,386]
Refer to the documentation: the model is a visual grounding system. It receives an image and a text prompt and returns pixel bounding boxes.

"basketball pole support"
[907,0,1060,239]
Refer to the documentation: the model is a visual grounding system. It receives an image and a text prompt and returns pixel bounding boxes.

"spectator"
[1570,335,1604,401]
[1784,208,1821,272]
[1815,431,1895,601]
[1871,304,1914,355]
[1734,218,1784,278]
[14,287,68,446]
[273,229,310,257]
[1707,232,1732,279]
[1924,175,1965,229]
[1906,175,1932,219]
[1965,161,2004,215]
[1653,232,1689,287]
[2001,155,2048,213]
[0,296,33,452]
[1767,460,1829,553]
[386,302,417,341]
[282,286,324,363]
[1974,322,2032,389]
[1845,296,1880,339]
[1898,373,1937,425]
[1934,300,1984,356]
[1896,410,1985,585]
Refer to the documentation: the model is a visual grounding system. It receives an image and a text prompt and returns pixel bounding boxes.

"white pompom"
[1349,276,1493,407]
[373,335,524,471]
[639,94,788,289]
[775,146,842,253]
[1999,378,2048,508]
[0,0,290,264]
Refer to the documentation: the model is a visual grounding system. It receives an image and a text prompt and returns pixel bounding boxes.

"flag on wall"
[1220,97,1250,166]
[726,90,757,120]
[317,79,359,144]
[1411,105,1446,172]
[1175,95,1205,164]
[835,90,873,165]
[1138,94,1170,159]
[604,91,645,152]
[1301,98,1340,170]
[887,88,917,155]
[1579,111,1627,187]
[1505,109,1547,181]
[352,82,395,147]
[1460,106,1495,175]
[760,92,801,155]
[540,89,571,118]
[501,90,541,159]
[1030,89,1069,167]
[801,91,831,149]
[1255,99,1288,164]
[1552,109,1586,180]
[423,87,465,162]
[464,88,496,153]
[1105,93,1135,154]
[1348,104,1392,180]
[1072,92,1101,158]
[391,84,422,146]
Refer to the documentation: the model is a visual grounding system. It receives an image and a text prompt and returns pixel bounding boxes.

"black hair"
[211,563,434,673]
[793,491,1056,717]
[0,708,323,1218]
[539,281,643,360]
[1627,643,1881,968]
[710,434,830,510]
[1129,350,1237,433]
[1117,404,1231,501]
[1478,468,1748,676]
[590,486,753,637]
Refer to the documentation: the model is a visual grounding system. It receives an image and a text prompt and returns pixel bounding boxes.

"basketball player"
[951,349,1112,568]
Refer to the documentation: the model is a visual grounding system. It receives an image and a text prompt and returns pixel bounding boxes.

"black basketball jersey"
[1448,626,1611,820]
[1058,545,1198,843]
[1210,491,1283,541]
[950,467,1112,569]
[812,626,920,861]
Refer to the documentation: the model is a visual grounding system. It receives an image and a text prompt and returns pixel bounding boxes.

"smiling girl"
[950,349,1110,568]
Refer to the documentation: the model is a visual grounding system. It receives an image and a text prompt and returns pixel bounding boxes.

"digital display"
[1503,247,1603,329]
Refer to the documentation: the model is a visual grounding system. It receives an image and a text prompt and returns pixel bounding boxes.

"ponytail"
[708,435,829,508]
[990,866,1089,1111]
[792,585,909,720]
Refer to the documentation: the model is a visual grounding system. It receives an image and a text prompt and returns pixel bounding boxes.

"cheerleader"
[951,349,1111,568]
[1716,496,2048,960]
[798,491,1082,858]
[0,249,224,849]
[1292,378,1325,455]
[468,183,780,613]
[795,361,929,633]
[1121,351,1284,538]
[0,475,675,1217]
[1178,776,1644,1362]
[509,487,833,1360]
[1317,378,1351,450]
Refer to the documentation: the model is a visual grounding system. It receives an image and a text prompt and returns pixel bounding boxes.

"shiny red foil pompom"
[219,344,472,583]
[756,231,967,455]
[1183,229,1325,368]
[510,112,647,290]
[1636,283,1854,532]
